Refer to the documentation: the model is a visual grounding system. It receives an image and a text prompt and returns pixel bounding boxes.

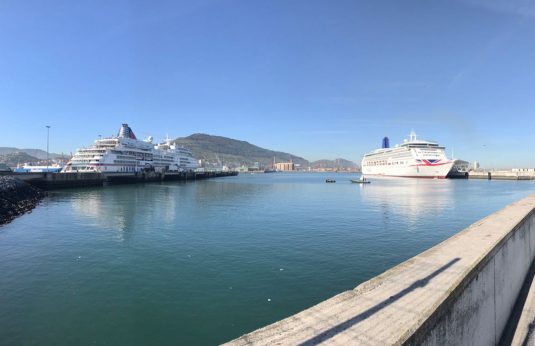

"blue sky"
[1,0,534,167]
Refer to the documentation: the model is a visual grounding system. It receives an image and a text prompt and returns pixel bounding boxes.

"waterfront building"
[0,163,11,172]
[275,162,295,171]
[235,165,249,173]
[14,164,63,173]
[512,168,535,172]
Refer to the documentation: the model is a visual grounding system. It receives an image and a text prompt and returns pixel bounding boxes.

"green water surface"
[1,173,534,345]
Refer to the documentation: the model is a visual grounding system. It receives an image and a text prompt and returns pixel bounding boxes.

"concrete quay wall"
[0,171,105,188]
[1,171,238,189]
[105,170,238,185]
[35,172,104,189]
[226,194,535,345]
[469,171,535,180]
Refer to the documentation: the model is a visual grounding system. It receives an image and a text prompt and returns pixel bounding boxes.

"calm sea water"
[1,173,534,345]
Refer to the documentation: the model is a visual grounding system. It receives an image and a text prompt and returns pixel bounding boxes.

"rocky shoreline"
[0,176,45,225]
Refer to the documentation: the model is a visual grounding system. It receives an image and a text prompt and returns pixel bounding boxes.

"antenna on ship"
[409,130,417,142]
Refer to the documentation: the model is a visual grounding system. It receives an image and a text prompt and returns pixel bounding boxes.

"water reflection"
[67,177,455,239]
[70,185,181,239]
[359,178,454,223]
[68,180,261,240]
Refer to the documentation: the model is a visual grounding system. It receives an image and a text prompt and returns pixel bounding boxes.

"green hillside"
[0,147,62,160]
[174,133,309,168]
[0,152,40,167]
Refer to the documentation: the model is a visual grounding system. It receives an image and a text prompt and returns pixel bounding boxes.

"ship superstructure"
[62,124,198,173]
[153,137,198,171]
[361,131,454,178]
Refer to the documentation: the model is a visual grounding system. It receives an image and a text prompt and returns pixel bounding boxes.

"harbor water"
[1,173,535,345]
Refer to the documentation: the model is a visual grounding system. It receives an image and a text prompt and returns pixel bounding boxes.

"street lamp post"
[46,125,50,172]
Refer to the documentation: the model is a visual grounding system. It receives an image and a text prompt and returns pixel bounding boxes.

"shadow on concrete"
[299,257,461,346]
[499,256,535,345]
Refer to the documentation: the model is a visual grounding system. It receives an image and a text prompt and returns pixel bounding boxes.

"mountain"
[0,139,358,171]
[0,152,40,167]
[310,158,359,169]
[174,133,309,168]
[0,147,63,160]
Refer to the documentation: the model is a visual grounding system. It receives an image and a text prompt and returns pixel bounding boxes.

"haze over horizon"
[1,0,534,167]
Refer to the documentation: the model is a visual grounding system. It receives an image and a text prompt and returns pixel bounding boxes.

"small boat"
[325,179,336,183]
[351,177,371,184]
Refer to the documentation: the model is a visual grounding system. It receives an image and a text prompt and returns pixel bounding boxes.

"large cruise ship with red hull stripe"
[361,131,455,179]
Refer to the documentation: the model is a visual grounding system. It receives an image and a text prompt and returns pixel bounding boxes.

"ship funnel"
[118,123,137,139]
[382,137,390,149]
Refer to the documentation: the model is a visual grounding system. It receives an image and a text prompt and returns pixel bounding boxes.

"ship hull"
[362,161,454,179]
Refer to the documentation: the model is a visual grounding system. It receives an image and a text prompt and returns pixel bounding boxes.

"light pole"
[46,125,50,172]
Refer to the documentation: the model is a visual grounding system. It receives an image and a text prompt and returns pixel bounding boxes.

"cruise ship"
[62,124,198,173]
[361,131,455,178]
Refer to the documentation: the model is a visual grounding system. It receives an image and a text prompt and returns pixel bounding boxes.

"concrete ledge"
[509,259,535,345]
[225,194,535,345]
[468,171,535,180]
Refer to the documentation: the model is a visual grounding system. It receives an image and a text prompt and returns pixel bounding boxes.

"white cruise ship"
[361,131,455,179]
[62,124,198,173]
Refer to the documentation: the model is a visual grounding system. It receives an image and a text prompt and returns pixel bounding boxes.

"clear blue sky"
[1,0,534,167]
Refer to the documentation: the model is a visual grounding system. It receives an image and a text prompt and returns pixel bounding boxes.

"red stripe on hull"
[409,163,451,167]
[363,174,448,179]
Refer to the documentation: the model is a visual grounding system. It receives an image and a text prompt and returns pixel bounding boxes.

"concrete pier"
[469,171,535,180]
[105,170,238,185]
[0,171,238,189]
[226,194,535,345]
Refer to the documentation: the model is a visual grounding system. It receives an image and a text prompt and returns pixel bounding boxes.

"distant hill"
[310,158,359,169]
[0,139,358,171]
[0,152,40,167]
[0,147,63,160]
[174,133,309,168]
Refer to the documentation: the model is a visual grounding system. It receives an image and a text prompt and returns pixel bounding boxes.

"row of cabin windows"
[364,160,410,166]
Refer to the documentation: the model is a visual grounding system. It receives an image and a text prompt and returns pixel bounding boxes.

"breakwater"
[226,193,535,345]
[0,176,45,225]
